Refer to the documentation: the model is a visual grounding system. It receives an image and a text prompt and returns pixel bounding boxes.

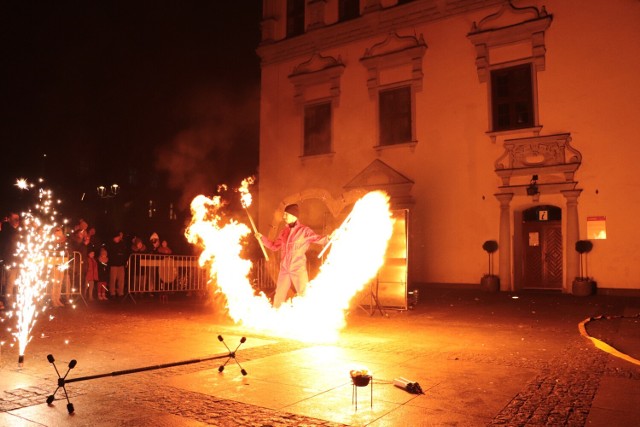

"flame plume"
[187,188,394,342]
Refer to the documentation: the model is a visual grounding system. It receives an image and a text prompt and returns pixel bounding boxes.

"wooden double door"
[522,207,563,290]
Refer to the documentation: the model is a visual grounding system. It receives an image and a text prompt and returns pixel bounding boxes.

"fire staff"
[255,204,329,308]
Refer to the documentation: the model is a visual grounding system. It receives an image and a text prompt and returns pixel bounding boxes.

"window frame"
[490,62,535,132]
[377,84,415,147]
[286,0,305,38]
[302,100,333,157]
[338,0,360,22]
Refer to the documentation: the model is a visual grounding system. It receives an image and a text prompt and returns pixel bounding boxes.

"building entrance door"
[522,206,563,290]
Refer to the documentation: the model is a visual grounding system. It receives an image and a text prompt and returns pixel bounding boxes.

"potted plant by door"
[572,240,596,296]
[480,240,500,292]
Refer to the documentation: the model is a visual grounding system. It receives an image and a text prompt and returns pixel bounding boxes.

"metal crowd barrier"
[127,253,209,303]
[251,255,318,296]
[0,251,84,308]
[252,257,278,293]
[47,251,84,305]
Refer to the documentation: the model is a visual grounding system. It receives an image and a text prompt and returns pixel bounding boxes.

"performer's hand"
[255,232,262,240]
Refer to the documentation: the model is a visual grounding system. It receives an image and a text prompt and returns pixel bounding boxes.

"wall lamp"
[526,175,539,200]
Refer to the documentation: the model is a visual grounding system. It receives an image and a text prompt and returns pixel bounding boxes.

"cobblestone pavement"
[0,289,638,426]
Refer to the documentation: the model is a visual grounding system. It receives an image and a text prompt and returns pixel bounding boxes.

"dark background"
[0,1,263,252]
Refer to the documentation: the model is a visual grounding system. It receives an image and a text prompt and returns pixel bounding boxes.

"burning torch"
[238,178,269,261]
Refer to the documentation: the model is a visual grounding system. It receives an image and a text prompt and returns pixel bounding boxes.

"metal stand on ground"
[124,292,137,304]
[351,376,373,410]
[46,334,247,414]
[358,277,386,317]
[217,335,248,375]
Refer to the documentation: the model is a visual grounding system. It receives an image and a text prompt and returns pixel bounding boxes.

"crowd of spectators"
[0,212,178,308]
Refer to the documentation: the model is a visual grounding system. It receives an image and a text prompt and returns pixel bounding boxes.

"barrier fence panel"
[47,252,84,306]
[253,257,274,293]
[0,251,84,308]
[127,254,209,302]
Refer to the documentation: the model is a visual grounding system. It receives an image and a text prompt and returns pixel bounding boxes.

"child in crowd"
[158,240,172,254]
[97,247,109,300]
[85,248,98,301]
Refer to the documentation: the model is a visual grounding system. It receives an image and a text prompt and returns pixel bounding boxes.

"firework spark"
[15,178,30,190]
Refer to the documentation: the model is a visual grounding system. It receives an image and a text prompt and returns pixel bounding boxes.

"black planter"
[480,275,500,292]
[572,278,595,296]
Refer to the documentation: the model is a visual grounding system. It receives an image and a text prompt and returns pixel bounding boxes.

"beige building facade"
[256,0,640,294]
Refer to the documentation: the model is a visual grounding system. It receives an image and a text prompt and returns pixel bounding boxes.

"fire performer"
[255,204,330,308]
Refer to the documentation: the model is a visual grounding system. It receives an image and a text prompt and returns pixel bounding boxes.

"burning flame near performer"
[6,180,63,365]
[186,183,394,342]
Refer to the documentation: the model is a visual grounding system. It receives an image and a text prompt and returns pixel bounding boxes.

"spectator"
[0,212,20,309]
[50,226,67,308]
[149,232,160,253]
[85,247,98,302]
[147,232,161,295]
[130,237,147,293]
[96,246,109,300]
[70,219,89,297]
[107,231,128,300]
[157,240,172,255]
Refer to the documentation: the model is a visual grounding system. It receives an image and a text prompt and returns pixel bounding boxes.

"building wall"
[257,0,640,291]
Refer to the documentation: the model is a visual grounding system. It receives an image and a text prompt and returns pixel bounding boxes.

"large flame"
[186,188,394,342]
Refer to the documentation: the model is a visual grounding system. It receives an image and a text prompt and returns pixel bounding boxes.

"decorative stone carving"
[360,31,427,99]
[289,52,346,106]
[467,1,553,82]
[494,133,582,191]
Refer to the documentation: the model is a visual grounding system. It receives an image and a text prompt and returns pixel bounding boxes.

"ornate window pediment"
[494,133,582,190]
[360,31,427,98]
[467,1,552,83]
[289,52,345,106]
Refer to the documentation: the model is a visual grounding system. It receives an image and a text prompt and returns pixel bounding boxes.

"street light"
[97,184,119,199]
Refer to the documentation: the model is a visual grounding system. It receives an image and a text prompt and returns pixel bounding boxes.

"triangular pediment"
[344,160,414,208]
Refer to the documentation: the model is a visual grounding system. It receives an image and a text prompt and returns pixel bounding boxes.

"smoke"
[155,83,259,209]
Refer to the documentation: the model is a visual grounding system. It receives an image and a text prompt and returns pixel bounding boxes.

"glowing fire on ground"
[6,181,63,364]
[186,188,394,342]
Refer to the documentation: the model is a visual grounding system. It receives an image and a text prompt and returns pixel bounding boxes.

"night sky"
[1,1,262,244]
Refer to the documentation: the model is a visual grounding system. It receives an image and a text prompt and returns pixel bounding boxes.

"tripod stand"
[358,277,387,317]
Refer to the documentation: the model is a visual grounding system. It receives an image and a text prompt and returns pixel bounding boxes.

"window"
[339,0,359,22]
[287,0,305,38]
[304,102,332,156]
[491,64,534,131]
[379,86,412,146]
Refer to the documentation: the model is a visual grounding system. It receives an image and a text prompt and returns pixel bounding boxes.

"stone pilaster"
[562,189,582,294]
[495,193,514,291]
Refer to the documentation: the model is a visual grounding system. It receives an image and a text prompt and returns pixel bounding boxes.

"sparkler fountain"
[8,179,64,367]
